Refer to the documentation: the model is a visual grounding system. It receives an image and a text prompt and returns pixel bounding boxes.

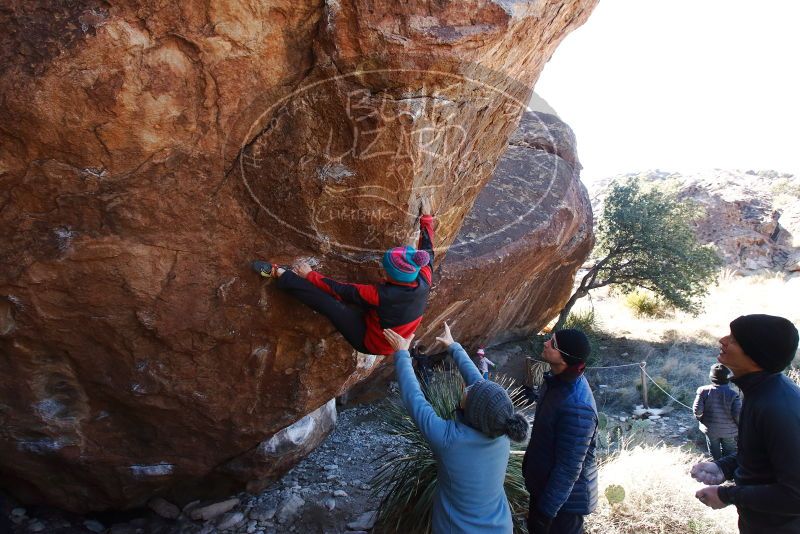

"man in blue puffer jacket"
[522,329,598,534]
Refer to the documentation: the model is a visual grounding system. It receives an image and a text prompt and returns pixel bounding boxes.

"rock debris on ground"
[2,339,712,534]
[2,402,401,534]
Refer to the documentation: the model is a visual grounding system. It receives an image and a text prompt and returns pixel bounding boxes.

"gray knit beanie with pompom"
[463,380,529,441]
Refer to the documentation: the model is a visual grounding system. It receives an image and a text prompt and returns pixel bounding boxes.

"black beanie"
[709,363,730,384]
[554,329,591,365]
[730,314,799,373]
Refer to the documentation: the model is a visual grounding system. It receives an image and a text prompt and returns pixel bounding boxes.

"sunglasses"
[546,333,574,360]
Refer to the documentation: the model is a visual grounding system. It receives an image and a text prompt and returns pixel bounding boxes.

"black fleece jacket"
[716,371,800,527]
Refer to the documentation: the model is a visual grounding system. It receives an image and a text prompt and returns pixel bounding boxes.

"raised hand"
[383,329,414,352]
[435,322,455,348]
[690,462,725,485]
[420,195,434,216]
[293,261,312,279]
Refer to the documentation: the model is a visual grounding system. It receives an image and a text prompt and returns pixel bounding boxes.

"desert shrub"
[636,376,673,407]
[624,290,668,318]
[596,418,651,460]
[586,445,738,534]
[564,308,599,332]
[770,176,800,199]
[749,270,789,284]
[658,350,707,405]
[716,267,739,284]
[598,412,609,430]
[601,386,642,412]
[371,369,534,533]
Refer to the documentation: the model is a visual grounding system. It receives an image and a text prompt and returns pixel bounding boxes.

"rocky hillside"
[592,169,800,274]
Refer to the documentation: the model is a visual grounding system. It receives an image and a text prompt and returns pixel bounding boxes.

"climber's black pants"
[276,270,369,353]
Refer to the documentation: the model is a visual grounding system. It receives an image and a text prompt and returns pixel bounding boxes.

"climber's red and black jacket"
[306,215,435,355]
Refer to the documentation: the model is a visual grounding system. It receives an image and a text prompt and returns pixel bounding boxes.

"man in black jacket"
[692,314,800,533]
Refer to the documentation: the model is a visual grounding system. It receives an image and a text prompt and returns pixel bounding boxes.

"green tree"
[554,178,722,330]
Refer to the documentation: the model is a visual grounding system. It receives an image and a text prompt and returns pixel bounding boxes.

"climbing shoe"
[251,260,276,278]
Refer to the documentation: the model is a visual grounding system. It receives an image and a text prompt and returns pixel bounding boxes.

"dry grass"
[586,446,739,534]
[657,349,708,405]
[573,273,799,533]
[576,273,800,344]
[576,273,799,410]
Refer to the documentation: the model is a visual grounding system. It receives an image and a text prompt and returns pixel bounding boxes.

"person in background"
[693,363,741,460]
[410,340,433,386]
[692,314,800,534]
[522,329,598,534]
[384,323,529,533]
[477,348,496,379]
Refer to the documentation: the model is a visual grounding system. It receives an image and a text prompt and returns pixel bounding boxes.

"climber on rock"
[251,199,435,356]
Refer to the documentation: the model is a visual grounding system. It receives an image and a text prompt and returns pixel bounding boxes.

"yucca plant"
[370,368,534,533]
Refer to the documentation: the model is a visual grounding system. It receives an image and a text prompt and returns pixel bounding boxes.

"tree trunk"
[553,290,583,331]
[552,262,604,331]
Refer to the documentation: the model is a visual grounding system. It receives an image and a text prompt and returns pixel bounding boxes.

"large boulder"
[345,110,592,403]
[420,111,593,348]
[0,0,597,511]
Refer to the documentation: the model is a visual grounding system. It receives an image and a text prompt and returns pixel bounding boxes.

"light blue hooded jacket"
[394,342,513,533]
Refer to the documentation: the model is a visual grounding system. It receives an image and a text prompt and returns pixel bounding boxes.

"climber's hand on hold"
[294,261,312,279]
[420,195,434,216]
[435,322,455,348]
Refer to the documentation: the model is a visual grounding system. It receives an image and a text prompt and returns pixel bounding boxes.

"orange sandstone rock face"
[0,0,597,511]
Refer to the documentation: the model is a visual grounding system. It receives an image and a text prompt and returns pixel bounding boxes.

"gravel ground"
[2,401,402,534]
[2,338,709,534]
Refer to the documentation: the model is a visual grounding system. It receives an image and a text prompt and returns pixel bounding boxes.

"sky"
[534,0,800,185]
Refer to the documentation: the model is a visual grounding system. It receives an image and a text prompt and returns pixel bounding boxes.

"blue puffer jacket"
[522,371,598,518]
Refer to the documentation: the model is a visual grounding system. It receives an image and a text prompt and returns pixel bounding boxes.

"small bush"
[596,419,651,459]
[564,308,599,332]
[636,376,673,407]
[658,350,706,406]
[717,267,739,284]
[598,412,609,430]
[624,290,668,318]
[770,176,800,199]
